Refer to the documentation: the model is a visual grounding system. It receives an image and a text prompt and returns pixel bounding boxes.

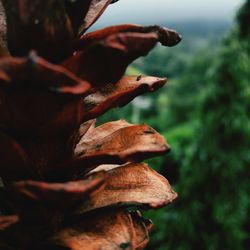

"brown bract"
[74,120,169,160]
[44,209,150,250]
[0,52,90,94]
[76,163,177,214]
[63,24,181,86]
[12,171,107,206]
[81,76,167,122]
[1,0,120,61]
[65,0,119,35]
[63,32,159,86]
[64,0,92,35]
[2,0,73,62]
[76,24,182,49]
[55,120,170,177]
[79,0,113,35]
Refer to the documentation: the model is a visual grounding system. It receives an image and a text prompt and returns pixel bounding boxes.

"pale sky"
[95,0,244,26]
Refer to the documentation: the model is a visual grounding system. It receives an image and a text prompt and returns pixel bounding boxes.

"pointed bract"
[0,53,90,94]
[12,171,107,206]
[54,121,170,177]
[2,0,73,62]
[75,163,177,214]
[43,209,139,250]
[64,32,159,86]
[64,0,92,35]
[74,121,169,161]
[81,76,167,122]
[79,0,113,35]
[76,24,182,49]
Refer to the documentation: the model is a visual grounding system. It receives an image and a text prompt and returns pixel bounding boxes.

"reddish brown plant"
[0,1,181,249]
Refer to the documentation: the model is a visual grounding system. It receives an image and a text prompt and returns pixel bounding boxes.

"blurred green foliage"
[98,1,250,249]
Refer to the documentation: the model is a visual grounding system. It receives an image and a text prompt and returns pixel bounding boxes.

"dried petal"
[2,0,74,62]
[76,120,132,152]
[75,121,169,160]
[78,120,96,137]
[64,0,92,34]
[0,52,90,94]
[44,209,137,250]
[75,163,177,214]
[67,24,181,85]
[63,32,160,86]
[12,171,107,206]
[55,121,169,177]
[76,24,182,49]
[70,120,96,154]
[81,76,166,122]
[79,0,113,35]
[0,215,19,230]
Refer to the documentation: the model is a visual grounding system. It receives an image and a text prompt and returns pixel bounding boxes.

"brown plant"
[0,1,181,249]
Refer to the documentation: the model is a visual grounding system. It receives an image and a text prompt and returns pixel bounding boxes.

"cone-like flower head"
[0,1,181,249]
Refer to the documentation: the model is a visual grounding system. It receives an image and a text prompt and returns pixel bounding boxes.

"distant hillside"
[94,19,232,39]
[161,19,232,38]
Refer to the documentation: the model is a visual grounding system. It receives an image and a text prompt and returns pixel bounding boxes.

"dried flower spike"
[0,1,181,249]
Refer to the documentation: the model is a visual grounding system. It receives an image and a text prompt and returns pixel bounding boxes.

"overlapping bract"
[0,1,181,249]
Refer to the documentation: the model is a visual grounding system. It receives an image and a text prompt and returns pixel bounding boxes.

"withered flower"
[0,1,181,249]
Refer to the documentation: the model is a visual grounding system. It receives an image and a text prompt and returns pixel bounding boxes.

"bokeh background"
[95,1,250,249]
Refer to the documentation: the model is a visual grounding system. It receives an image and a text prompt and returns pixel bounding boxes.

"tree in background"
[148,0,250,249]
[238,0,250,39]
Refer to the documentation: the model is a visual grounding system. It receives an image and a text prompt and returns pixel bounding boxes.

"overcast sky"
[95,0,244,26]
